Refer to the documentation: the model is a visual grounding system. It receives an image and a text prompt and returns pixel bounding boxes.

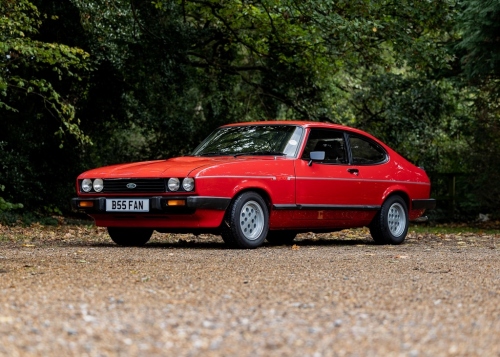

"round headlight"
[182,178,195,191]
[93,178,104,192]
[82,179,93,192]
[168,178,180,191]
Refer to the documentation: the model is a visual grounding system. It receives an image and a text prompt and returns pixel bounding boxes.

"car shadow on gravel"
[294,238,376,246]
[62,237,376,249]
[145,238,376,249]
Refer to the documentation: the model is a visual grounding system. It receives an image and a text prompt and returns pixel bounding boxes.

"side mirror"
[308,151,325,166]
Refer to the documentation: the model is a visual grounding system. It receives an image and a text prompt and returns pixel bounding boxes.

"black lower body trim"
[186,197,231,210]
[272,204,297,210]
[273,204,380,211]
[412,199,436,210]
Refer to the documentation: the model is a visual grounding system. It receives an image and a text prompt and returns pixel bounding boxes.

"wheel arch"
[382,187,410,210]
[230,186,272,210]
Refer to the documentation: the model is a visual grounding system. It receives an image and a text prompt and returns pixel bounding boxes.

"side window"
[302,129,347,164]
[349,135,387,165]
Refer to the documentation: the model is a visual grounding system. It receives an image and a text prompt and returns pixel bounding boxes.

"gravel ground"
[0,224,499,357]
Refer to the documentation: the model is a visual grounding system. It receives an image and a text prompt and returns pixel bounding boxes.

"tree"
[0,0,91,211]
[2,0,497,218]
[0,0,91,145]
[457,0,500,86]
[145,0,458,120]
[453,0,500,216]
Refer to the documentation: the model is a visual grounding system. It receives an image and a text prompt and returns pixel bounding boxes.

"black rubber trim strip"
[273,204,298,210]
[412,199,436,210]
[273,204,380,211]
[186,197,231,210]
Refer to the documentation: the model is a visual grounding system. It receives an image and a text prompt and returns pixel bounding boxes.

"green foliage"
[0,184,23,211]
[0,0,499,219]
[457,0,500,85]
[411,224,500,235]
[144,0,457,120]
[0,0,91,146]
[454,0,500,216]
[0,0,92,211]
[0,210,59,226]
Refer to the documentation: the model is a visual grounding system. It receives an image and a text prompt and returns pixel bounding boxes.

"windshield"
[192,125,304,157]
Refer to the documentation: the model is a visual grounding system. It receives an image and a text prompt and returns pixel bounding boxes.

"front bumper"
[71,196,231,213]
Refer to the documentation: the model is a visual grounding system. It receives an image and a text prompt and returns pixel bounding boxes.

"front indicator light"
[79,201,94,208]
[182,177,195,191]
[81,179,92,192]
[93,178,104,192]
[167,199,186,206]
[168,178,180,191]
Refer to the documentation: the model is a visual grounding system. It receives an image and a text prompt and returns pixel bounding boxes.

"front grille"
[103,179,166,193]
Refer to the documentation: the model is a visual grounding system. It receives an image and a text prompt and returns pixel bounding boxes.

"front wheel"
[107,227,153,246]
[369,196,408,245]
[221,192,269,249]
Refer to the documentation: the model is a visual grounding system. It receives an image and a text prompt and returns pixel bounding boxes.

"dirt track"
[1,225,499,356]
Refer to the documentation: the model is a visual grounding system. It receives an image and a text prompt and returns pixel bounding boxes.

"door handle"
[347,168,359,175]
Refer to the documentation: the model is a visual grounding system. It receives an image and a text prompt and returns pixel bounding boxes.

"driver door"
[294,129,363,226]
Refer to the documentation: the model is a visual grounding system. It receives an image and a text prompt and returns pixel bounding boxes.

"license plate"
[106,199,149,212]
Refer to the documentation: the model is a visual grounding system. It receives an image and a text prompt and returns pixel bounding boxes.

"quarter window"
[349,135,387,164]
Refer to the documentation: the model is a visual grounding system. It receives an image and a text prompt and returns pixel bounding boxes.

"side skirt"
[273,204,380,211]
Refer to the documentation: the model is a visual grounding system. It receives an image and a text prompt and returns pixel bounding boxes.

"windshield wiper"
[234,151,287,157]
[196,152,233,156]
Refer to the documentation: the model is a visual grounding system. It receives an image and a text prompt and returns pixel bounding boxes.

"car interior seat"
[313,140,345,163]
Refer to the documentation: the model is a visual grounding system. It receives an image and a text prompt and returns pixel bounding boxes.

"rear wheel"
[221,192,269,249]
[107,227,153,246]
[369,195,408,245]
[266,230,297,245]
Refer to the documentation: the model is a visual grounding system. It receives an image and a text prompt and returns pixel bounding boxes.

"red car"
[72,121,435,248]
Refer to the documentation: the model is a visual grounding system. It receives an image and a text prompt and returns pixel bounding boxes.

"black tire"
[221,192,269,249]
[266,230,297,245]
[107,227,153,246]
[369,195,409,245]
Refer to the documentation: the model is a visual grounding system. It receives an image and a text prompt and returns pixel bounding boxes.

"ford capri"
[72,121,435,248]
